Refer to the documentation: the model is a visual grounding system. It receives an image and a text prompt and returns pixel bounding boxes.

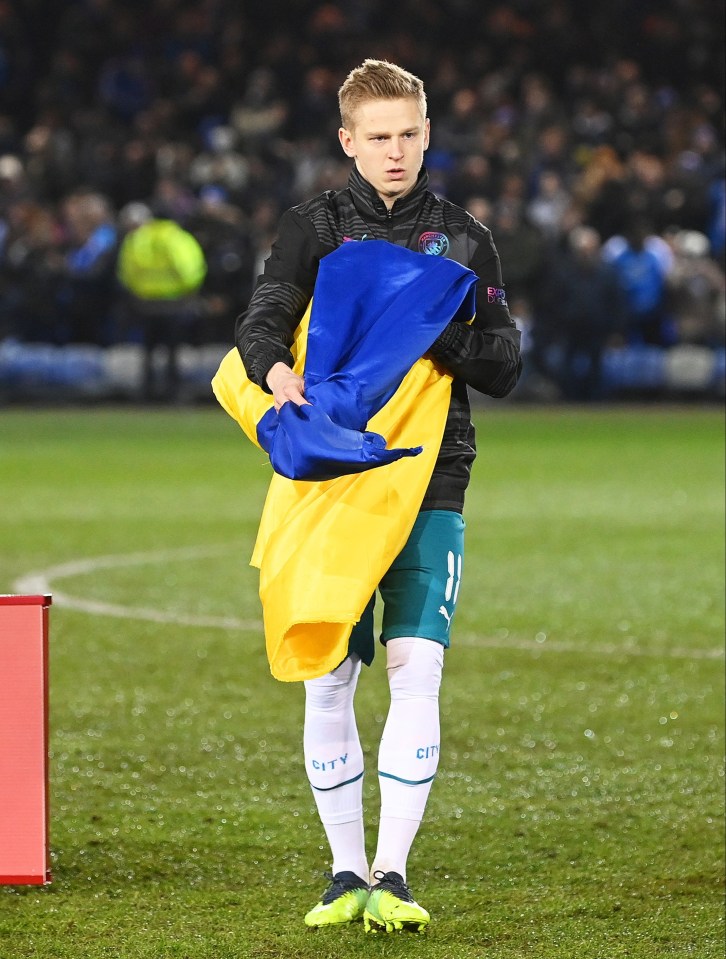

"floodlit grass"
[0,406,723,959]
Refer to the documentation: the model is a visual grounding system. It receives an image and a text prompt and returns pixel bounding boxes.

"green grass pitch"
[0,406,723,959]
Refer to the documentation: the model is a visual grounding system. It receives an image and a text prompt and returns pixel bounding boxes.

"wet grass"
[0,406,723,958]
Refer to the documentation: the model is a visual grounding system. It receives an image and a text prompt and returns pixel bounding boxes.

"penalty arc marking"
[12,544,260,631]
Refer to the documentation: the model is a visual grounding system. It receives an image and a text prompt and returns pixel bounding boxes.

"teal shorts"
[348,509,465,665]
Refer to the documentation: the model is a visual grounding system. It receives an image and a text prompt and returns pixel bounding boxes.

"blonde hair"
[338,59,427,130]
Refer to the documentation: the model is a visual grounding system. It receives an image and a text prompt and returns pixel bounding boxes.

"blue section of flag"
[256,240,477,481]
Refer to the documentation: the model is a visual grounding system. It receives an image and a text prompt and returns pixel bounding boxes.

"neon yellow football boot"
[363,870,430,933]
[304,871,369,927]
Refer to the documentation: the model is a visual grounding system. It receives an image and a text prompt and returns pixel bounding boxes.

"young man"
[235,59,521,933]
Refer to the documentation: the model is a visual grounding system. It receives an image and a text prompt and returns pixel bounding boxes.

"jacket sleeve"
[235,210,320,389]
[428,225,522,398]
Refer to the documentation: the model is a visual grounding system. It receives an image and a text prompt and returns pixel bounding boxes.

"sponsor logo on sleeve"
[487,286,508,306]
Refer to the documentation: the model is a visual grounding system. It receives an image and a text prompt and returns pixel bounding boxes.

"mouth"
[386,168,406,180]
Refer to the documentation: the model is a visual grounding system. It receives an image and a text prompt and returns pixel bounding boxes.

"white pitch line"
[12,547,724,661]
[12,544,261,631]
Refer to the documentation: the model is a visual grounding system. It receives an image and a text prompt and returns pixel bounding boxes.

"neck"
[350,166,428,217]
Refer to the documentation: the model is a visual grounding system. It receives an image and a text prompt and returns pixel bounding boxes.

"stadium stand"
[0,0,723,402]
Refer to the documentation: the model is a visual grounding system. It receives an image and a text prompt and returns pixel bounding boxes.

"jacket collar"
[348,165,430,220]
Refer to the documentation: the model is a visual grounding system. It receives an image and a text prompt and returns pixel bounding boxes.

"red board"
[0,595,51,884]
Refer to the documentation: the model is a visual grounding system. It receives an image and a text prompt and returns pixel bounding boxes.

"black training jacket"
[235,166,522,512]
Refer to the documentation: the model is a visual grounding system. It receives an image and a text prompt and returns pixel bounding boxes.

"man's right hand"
[266,362,308,411]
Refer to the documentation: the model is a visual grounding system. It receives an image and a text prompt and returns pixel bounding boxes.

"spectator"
[289,66,339,141]
[186,185,256,343]
[116,202,206,401]
[667,229,726,346]
[52,189,118,344]
[22,112,77,203]
[571,145,630,241]
[489,201,547,312]
[0,153,29,211]
[0,199,63,342]
[97,52,154,122]
[602,216,675,346]
[622,151,672,233]
[230,67,288,152]
[527,169,572,240]
[537,226,626,401]
[187,125,250,204]
[446,154,496,207]
[432,87,484,159]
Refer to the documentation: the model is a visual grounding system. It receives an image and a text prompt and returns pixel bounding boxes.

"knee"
[386,637,444,701]
[305,654,361,710]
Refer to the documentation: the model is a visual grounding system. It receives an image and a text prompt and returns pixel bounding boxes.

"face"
[339,97,430,209]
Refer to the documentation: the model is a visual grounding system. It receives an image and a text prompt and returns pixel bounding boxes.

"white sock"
[303,655,368,880]
[371,637,444,883]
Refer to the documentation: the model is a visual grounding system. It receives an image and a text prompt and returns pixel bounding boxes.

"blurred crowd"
[0,0,724,399]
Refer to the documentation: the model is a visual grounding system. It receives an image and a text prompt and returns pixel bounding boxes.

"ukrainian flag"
[213,240,476,681]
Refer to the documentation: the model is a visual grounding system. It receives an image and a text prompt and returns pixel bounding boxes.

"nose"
[388,138,404,160]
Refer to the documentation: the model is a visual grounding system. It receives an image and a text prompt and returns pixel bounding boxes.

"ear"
[339,126,356,158]
[423,117,431,151]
